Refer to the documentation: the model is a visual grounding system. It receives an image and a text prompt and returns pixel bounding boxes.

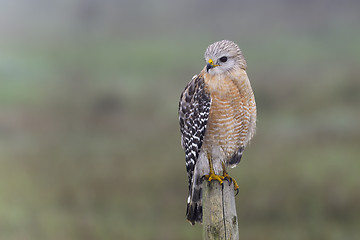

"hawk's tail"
[186,176,203,225]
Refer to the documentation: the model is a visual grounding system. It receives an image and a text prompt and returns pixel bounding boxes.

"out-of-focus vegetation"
[0,0,360,239]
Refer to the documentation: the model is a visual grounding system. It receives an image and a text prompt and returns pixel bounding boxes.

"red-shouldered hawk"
[179,40,256,225]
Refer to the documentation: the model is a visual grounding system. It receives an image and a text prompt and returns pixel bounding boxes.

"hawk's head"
[204,40,247,75]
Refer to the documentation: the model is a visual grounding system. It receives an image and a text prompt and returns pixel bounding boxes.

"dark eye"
[219,56,228,63]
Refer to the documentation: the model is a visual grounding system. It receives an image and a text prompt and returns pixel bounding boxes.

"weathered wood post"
[202,180,239,240]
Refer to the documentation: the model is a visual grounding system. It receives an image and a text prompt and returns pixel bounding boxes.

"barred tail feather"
[186,177,203,225]
[186,201,202,225]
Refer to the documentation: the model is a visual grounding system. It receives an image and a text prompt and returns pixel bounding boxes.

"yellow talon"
[222,163,239,194]
[204,152,225,185]
[204,153,240,193]
[223,172,239,193]
[204,172,224,184]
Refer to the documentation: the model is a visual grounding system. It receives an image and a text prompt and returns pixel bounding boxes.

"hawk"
[178,40,256,225]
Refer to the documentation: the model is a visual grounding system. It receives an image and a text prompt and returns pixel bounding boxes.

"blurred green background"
[1,0,360,239]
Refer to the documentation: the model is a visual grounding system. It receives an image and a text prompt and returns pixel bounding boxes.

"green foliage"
[1,1,360,239]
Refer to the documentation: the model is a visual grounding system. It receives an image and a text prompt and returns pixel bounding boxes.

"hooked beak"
[206,59,218,72]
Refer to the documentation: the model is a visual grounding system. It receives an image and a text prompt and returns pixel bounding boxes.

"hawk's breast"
[202,70,254,160]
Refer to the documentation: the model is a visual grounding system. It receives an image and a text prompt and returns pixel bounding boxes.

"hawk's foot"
[203,153,225,185]
[203,172,225,185]
[223,172,239,196]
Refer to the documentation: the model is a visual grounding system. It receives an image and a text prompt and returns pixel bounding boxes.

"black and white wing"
[178,74,211,224]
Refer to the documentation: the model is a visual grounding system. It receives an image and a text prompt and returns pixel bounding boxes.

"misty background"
[1,0,360,239]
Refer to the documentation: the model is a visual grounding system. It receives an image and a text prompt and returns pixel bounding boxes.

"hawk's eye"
[219,56,228,63]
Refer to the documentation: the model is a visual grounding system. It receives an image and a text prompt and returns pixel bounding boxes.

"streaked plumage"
[179,40,256,225]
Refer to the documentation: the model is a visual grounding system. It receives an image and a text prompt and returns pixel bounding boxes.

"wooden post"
[202,180,239,240]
